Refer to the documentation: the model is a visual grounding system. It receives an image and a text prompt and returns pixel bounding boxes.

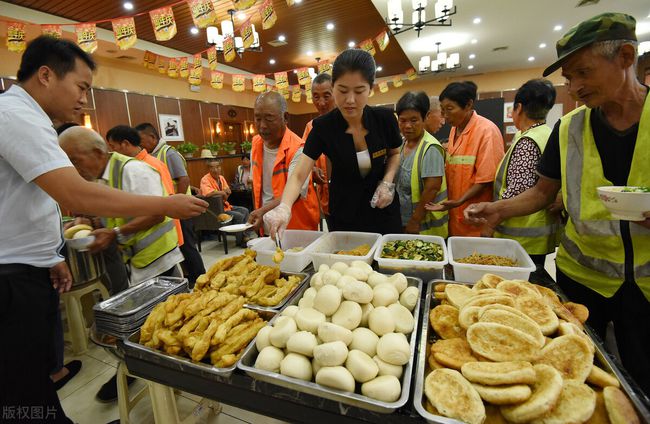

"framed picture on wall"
[158,114,184,141]
[503,102,514,123]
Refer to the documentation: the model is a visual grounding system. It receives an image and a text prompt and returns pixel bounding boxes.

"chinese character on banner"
[223,35,236,63]
[296,67,310,86]
[374,30,390,52]
[281,89,290,100]
[112,17,137,50]
[207,46,218,70]
[274,72,289,90]
[378,81,389,93]
[359,39,376,56]
[41,24,62,39]
[240,19,254,49]
[253,74,266,92]
[291,85,301,103]
[147,53,158,70]
[143,50,154,67]
[233,0,256,11]
[6,22,26,53]
[317,61,332,75]
[405,67,417,80]
[211,71,224,89]
[158,59,167,74]
[189,53,203,85]
[150,6,177,41]
[179,57,189,78]
[76,23,97,54]
[259,0,277,30]
[306,88,313,104]
[392,75,403,87]
[168,58,179,78]
[232,74,246,92]
[187,0,217,29]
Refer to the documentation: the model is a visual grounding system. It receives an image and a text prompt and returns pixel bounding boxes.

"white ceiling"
[370,0,650,81]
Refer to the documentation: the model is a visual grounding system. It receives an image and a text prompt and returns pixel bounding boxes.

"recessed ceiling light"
[123,2,134,10]
[528,56,535,62]
[306,50,313,56]
[348,41,355,48]
[269,59,276,65]
[278,34,286,42]
[237,12,246,21]
[539,43,547,48]
[376,66,383,72]
[470,38,478,44]
[295,0,302,3]
[473,17,481,24]
[553,25,562,31]
[190,26,199,35]
[326,23,335,30]
[469,53,476,59]
[468,65,474,70]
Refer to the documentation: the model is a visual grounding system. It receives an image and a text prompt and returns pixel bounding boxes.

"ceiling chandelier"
[206,9,262,55]
[419,42,460,73]
[385,0,456,37]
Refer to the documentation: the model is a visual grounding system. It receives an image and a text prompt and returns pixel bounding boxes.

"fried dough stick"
[184,290,219,320]
[191,319,221,361]
[178,293,237,339]
[245,267,281,298]
[165,298,194,327]
[210,319,267,366]
[140,303,166,343]
[211,309,259,344]
[254,279,299,306]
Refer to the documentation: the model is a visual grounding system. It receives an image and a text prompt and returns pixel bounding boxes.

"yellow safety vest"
[557,102,650,300]
[408,131,448,237]
[105,153,179,269]
[154,144,192,195]
[494,124,560,255]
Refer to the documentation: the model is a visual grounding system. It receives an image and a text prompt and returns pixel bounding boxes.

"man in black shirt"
[465,13,650,396]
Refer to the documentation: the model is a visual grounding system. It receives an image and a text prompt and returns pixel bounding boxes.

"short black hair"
[396,91,430,120]
[134,122,160,140]
[55,122,79,135]
[514,79,557,121]
[332,49,376,87]
[312,73,332,86]
[106,125,141,146]
[439,81,478,108]
[17,36,96,83]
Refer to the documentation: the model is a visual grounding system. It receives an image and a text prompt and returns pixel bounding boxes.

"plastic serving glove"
[264,203,292,240]
[370,181,395,209]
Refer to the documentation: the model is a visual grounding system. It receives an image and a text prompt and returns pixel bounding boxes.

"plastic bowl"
[66,235,96,251]
[597,186,650,221]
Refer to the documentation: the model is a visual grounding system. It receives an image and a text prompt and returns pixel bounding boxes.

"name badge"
[372,149,386,159]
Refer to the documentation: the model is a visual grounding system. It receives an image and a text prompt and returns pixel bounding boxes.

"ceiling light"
[348,41,355,48]
[473,17,481,24]
[295,0,302,3]
[468,64,474,70]
[123,2,134,10]
[278,34,286,42]
[376,66,383,72]
[237,12,246,21]
[326,23,335,30]
[470,38,477,44]
[306,50,313,56]
[469,53,475,59]
[539,43,547,48]
[190,26,199,35]
[528,56,535,62]
[553,25,562,31]
[269,59,276,64]
[293,70,298,73]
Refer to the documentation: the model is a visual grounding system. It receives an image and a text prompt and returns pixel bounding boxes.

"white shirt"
[0,85,73,267]
[100,156,183,286]
[357,149,371,178]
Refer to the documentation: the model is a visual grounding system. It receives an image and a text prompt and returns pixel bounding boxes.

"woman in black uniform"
[264,49,402,235]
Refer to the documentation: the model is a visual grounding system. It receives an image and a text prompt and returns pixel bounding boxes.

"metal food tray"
[94,277,188,318]
[413,280,650,424]
[244,271,310,312]
[120,308,277,378]
[238,276,423,414]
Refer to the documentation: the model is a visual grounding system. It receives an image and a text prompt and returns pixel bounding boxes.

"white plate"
[219,223,253,233]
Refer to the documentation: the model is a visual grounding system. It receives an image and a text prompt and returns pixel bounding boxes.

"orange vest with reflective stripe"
[303,119,329,215]
[251,129,320,231]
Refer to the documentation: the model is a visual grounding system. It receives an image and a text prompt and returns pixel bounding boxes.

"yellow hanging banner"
[374,30,390,52]
[286,0,295,5]
[179,57,189,78]
[291,85,301,103]
[260,0,277,30]
[233,0,256,11]
[232,74,246,92]
[369,89,375,98]
[158,59,167,74]
[240,19,254,49]
[405,67,417,80]
[150,6,177,41]
[6,22,26,53]
[305,89,313,104]
[378,81,389,93]
[274,72,289,90]
[359,39,376,56]
[207,46,218,70]
[41,24,62,39]
[189,53,203,85]
[392,75,403,87]
[223,35,236,63]
[317,61,332,76]
[296,67,310,86]
[187,0,217,29]
[253,75,266,92]
[168,58,179,78]
[143,50,155,68]
[112,17,137,50]
[211,71,224,89]
[76,23,98,54]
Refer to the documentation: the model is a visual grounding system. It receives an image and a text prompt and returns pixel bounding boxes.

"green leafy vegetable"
[381,239,444,262]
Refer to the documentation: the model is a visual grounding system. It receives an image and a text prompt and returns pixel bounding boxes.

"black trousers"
[0,264,72,423]
[556,267,650,397]
[179,219,205,288]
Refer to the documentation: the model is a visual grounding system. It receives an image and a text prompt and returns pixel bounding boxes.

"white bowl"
[597,186,650,221]
[66,235,96,251]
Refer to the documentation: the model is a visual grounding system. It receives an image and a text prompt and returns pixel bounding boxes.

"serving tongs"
[274,231,283,250]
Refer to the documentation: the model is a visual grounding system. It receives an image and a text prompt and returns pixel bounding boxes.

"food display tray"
[244,272,311,312]
[309,231,382,269]
[413,280,650,424]
[238,276,423,414]
[253,230,324,273]
[374,234,448,282]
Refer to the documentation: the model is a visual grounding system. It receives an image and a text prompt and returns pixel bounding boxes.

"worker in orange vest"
[248,92,320,234]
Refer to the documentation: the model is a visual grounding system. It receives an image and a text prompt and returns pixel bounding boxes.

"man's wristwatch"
[113,227,126,243]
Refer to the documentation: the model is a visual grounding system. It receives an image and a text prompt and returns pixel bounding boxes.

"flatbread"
[530,380,597,424]
[472,382,532,405]
[484,404,510,424]
[459,306,481,330]
[585,390,611,424]
[557,321,595,353]
[475,273,505,289]
[563,301,589,323]
[515,296,559,335]
[587,365,620,388]
[445,284,475,308]
[479,308,545,348]
[461,361,537,386]
[431,338,478,370]
[434,282,447,292]
[497,280,542,298]
[467,322,541,362]
[464,294,516,310]
[536,334,594,382]
[430,305,465,339]
[603,386,641,424]
[424,368,486,424]
[501,364,563,423]
[533,284,563,309]
[428,352,445,370]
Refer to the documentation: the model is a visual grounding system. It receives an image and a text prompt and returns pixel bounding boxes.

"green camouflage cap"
[543,12,636,76]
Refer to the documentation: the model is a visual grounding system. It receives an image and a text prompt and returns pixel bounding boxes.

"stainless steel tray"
[120,308,276,378]
[244,271,310,312]
[94,277,188,317]
[413,280,650,424]
[238,276,424,414]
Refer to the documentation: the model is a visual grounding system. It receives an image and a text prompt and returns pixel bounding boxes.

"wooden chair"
[191,195,228,254]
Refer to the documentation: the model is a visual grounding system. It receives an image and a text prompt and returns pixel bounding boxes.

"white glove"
[263,203,292,239]
[370,181,396,209]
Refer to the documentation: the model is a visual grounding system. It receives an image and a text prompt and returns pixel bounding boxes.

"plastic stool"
[148,381,221,424]
[61,279,109,355]
[117,361,148,424]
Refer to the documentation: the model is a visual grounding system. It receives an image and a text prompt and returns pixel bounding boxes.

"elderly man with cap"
[466,12,650,394]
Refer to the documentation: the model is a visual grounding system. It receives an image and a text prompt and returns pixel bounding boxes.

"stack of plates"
[93,276,189,339]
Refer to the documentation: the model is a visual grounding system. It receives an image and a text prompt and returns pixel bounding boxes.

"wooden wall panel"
[179,99,205,145]
[199,102,220,144]
[218,105,248,124]
[288,113,317,138]
[127,93,157,130]
[92,89,129,137]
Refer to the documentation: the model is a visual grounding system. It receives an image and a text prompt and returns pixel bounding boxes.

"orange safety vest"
[303,120,329,215]
[251,129,320,232]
